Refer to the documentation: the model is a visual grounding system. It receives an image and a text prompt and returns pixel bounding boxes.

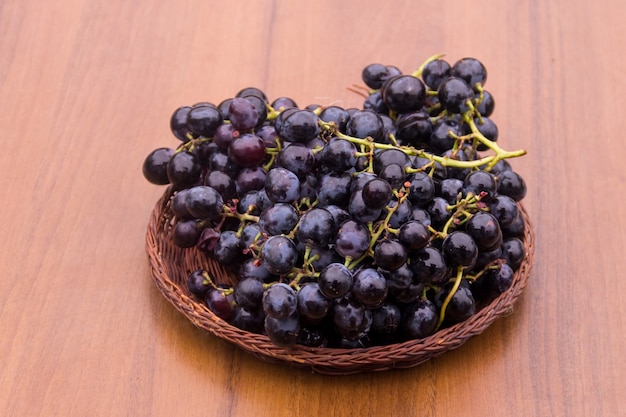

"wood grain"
[0,0,624,416]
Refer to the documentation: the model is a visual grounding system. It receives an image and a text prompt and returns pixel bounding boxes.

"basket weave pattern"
[146,186,535,375]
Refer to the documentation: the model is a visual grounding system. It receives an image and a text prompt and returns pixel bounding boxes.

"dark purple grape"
[320,138,357,172]
[235,166,266,196]
[204,170,236,201]
[363,91,389,114]
[450,57,487,89]
[276,143,315,179]
[395,111,432,147]
[260,235,298,275]
[186,104,223,137]
[463,170,497,201]
[187,269,211,298]
[228,133,266,168]
[438,178,464,204]
[297,283,332,323]
[435,281,475,323]
[231,306,265,333]
[236,87,268,102]
[317,172,352,207]
[442,231,478,268]
[240,94,268,127]
[213,123,240,150]
[167,151,202,188]
[361,63,390,89]
[501,237,525,271]
[335,220,371,260]
[143,148,174,185]
[296,208,335,246]
[410,246,449,285]
[387,199,413,229]
[213,230,243,265]
[352,268,388,308]
[332,297,368,340]
[264,314,300,347]
[379,163,405,190]
[497,170,527,202]
[422,58,451,89]
[373,239,407,271]
[264,167,301,203]
[472,116,499,146]
[501,212,526,239]
[318,263,353,299]
[346,109,385,143]
[319,105,350,132]
[234,277,265,311]
[373,148,409,173]
[228,97,258,131]
[488,195,520,227]
[205,287,235,322]
[438,76,474,114]
[402,299,438,339]
[430,118,463,152]
[362,178,393,210]
[476,90,495,117]
[466,211,502,250]
[262,283,297,319]
[207,149,240,177]
[276,109,320,143]
[259,203,298,236]
[407,171,436,208]
[381,75,426,114]
[171,189,193,220]
[486,263,515,294]
[348,190,382,222]
[371,302,401,338]
[172,220,202,248]
[185,185,224,220]
[170,106,192,141]
[398,221,430,250]
[271,96,298,111]
[427,197,452,228]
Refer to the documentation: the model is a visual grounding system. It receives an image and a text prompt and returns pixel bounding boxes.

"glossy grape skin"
[296,208,335,246]
[450,57,488,89]
[410,247,449,285]
[407,171,436,208]
[235,166,266,196]
[276,143,315,179]
[501,237,525,271]
[437,76,474,114]
[442,231,479,268]
[318,263,353,299]
[427,197,452,228]
[240,94,268,127]
[187,269,211,298]
[398,221,430,250]
[319,105,351,133]
[237,258,273,282]
[466,211,503,251]
[204,287,235,322]
[172,220,202,248]
[438,178,464,204]
[264,167,301,203]
[373,148,410,174]
[233,277,265,311]
[382,75,426,114]
[370,302,402,338]
[143,148,173,185]
[488,195,520,227]
[346,109,385,143]
[260,235,298,275]
[395,111,432,147]
[363,91,389,114]
[348,190,382,222]
[231,307,265,334]
[361,63,391,89]
[270,96,298,111]
[262,283,297,319]
[486,263,515,294]
[170,106,192,141]
[387,199,414,229]
[332,297,368,340]
[352,268,388,308]
[430,118,463,152]
[401,299,438,340]
[167,151,202,188]
[297,283,332,323]
[317,172,352,207]
[276,109,320,143]
[476,90,495,117]
[228,97,258,131]
[228,133,266,168]
[422,59,451,89]
[171,189,193,220]
[204,170,236,201]
[207,149,240,178]
[497,170,527,202]
[186,104,223,137]
[236,86,268,102]
[435,282,476,323]
[463,170,497,201]
[185,185,224,220]
[361,178,393,210]
[213,230,243,265]
[265,314,300,347]
[373,240,407,272]
[259,203,298,236]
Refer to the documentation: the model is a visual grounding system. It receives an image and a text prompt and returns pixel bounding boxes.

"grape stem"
[436,266,465,329]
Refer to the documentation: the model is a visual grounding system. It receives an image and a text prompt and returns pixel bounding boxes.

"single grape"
[402,299,438,340]
[381,75,426,114]
[398,221,430,250]
[265,314,300,347]
[318,263,353,299]
[264,167,301,203]
[297,283,332,323]
[465,211,503,250]
[259,203,298,236]
[488,194,520,227]
[205,287,235,322]
[212,230,243,265]
[276,109,320,143]
[231,306,265,333]
[170,106,192,141]
[143,147,173,185]
[234,277,265,311]
[362,178,393,210]
[373,239,408,272]
[320,137,357,172]
[186,104,223,137]
[395,111,432,147]
[275,143,315,179]
[435,281,476,323]
[361,63,391,89]
[352,268,388,308]
[501,237,525,271]
[204,170,236,201]
[167,151,202,188]
[497,170,527,202]
[450,57,487,89]
[228,133,266,168]
[442,231,479,268]
[410,246,449,285]
[463,170,497,201]
[296,207,335,246]
[271,96,298,111]
[235,166,267,196]
[346,109,385,143]
[260,235,298,275]
[187,269,212,298]
[407,171,436,208]
[438,76,474,114]
[422,58,451,89]
[228,97,258,131]
[185,185,224,220]
[262,283,297,319]
[319,105,350,132]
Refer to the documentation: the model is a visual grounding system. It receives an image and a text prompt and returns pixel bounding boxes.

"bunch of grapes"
[143,55,528,348]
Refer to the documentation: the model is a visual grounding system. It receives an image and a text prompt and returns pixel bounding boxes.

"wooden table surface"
[1,0,625,416]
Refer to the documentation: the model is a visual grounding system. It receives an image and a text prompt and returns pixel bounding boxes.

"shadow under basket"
[146,186,535,376]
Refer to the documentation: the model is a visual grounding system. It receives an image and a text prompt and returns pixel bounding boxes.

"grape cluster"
[143,54,528,348]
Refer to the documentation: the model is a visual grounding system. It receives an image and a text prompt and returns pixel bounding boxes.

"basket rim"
[146,186,534,375]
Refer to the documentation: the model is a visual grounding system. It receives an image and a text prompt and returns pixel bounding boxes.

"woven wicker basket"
[146,186,534,375]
